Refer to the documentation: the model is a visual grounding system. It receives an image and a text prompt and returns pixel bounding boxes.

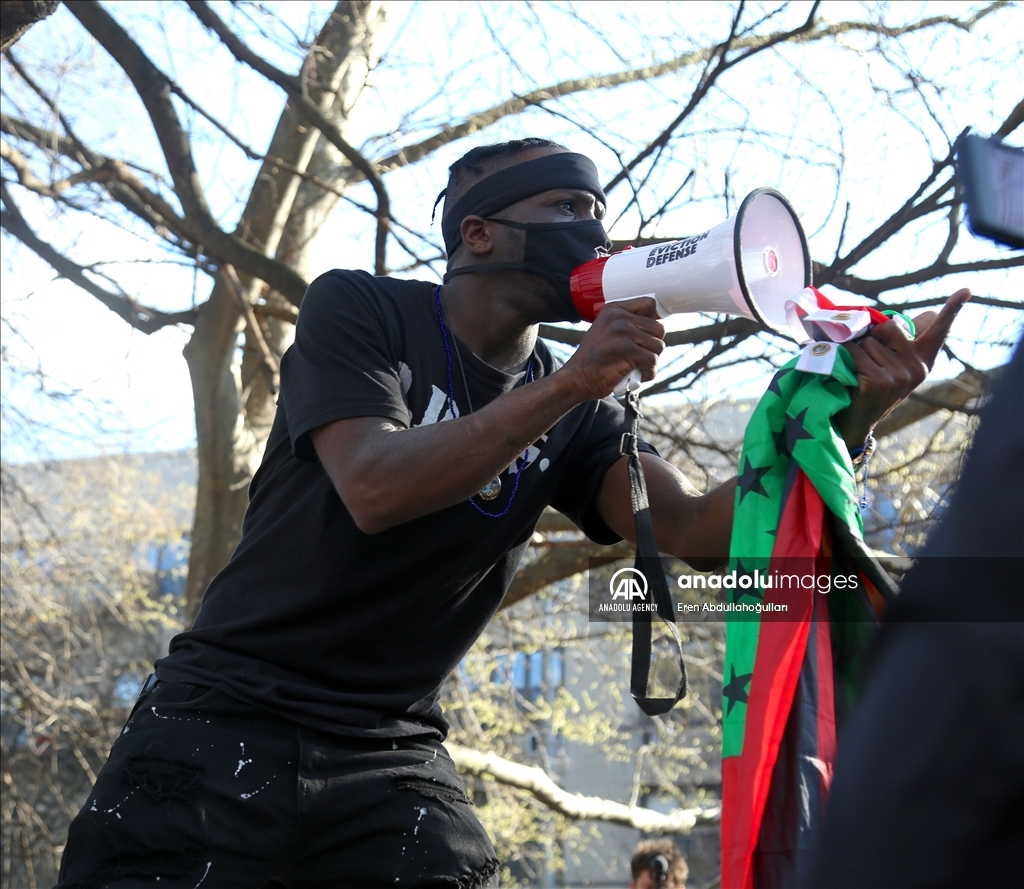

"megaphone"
[570,188,812,393]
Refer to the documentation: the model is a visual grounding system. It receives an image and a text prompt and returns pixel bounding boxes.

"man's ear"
[460,215,493,255]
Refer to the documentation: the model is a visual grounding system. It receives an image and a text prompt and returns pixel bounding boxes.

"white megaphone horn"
[570,188,812,394]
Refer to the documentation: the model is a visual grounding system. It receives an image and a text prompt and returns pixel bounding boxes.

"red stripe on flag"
[721,470,824,889]
[810,286,890,326]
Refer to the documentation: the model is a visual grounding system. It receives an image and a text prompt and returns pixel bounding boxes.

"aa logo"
[609,567,648,600]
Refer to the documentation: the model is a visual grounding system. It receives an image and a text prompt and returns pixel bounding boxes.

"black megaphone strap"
[621,389,687,716]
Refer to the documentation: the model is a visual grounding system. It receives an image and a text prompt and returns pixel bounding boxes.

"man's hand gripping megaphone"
[559,296,668,401]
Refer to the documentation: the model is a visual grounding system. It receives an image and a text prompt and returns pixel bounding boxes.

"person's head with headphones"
[629,838,688,889]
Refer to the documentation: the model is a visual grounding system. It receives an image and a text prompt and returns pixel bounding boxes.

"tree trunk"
[0,0,59,53]
[183,1,385,623]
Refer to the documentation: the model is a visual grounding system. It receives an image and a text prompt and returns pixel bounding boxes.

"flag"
[720,345,895,889]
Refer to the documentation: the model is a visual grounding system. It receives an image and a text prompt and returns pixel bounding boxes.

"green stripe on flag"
[723,348,860,759]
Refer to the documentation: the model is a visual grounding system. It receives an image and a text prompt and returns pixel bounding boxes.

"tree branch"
[994,96,1023,138]
[2,114,199,247]
[445,742,720,832]
[373,4,1005,179]
[155,84,435,267]
[500,541,634,612]
[1,183,197,334]
[253,303,299,325]
[185,0,392,275]
[163,80,362,205]
[935,200,961,267]
[1,0,59,53]
[875,294,1024,312]
[821,173,956,283]
[65,4,209,234]
[875,364,1001,438]
[829,255,1024,298]
[1,138,106,197]
[5,48,97,166]
[66,1,310,302]
[643,330,758,396]
[605,1,823,193]
[821,94,1020,289]
[220,265,279,394]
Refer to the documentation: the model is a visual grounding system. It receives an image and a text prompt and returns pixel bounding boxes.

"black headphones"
[649,854,669,887]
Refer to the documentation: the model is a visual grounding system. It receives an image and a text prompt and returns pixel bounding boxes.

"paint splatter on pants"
[57,681,500,888]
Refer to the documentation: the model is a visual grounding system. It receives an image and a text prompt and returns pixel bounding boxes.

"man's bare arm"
[595,289,971,568]
[596,454,736,570]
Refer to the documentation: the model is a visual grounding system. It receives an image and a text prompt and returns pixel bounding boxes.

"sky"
[2,0,1021,463]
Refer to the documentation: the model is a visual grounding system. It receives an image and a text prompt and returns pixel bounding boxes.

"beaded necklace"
[433,285,534,518]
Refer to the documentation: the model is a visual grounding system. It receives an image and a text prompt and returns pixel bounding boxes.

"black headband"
[441,152,606,255]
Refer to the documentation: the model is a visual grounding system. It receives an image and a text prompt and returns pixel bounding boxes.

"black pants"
[57,681,499,888]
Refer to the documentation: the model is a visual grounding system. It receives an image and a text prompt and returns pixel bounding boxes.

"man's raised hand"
[836,288,972,448]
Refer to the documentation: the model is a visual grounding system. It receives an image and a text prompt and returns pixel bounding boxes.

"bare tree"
[3,2,1019,621]
[1,455,190,887]
[1,3,1022,882]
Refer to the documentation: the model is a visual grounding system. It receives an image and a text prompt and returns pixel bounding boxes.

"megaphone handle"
[613,368,643,398]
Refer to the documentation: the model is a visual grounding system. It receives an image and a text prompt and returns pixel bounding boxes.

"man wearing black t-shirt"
[58,139,968,888]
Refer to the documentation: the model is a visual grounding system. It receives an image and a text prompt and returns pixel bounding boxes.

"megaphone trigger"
[613,368,643,398]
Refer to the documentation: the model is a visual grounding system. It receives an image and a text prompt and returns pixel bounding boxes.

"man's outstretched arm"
[596,455,736,570]
[595,289,971,568]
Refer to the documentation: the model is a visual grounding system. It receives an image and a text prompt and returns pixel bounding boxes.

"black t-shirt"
[158,270,649,737]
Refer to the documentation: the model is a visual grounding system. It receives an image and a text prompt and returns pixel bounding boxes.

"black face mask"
[443,218,611,322]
